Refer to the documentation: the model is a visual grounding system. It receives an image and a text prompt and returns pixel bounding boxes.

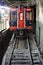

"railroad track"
[29,34,42,65]
[2,33,43,65]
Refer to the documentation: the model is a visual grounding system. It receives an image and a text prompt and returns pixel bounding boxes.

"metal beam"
[5,0,36,7]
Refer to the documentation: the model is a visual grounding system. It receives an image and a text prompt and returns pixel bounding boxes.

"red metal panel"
[10,26,17,31]
[18,7,24,28]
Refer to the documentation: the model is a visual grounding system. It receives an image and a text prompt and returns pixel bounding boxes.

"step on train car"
[9,5,34,37]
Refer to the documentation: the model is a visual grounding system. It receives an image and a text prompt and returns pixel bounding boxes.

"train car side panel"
[10,8,17,31]
[26,8,34,31]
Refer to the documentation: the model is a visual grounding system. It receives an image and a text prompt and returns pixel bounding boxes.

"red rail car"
[9,5,34,36]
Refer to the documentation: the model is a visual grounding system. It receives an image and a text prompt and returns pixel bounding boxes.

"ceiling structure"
[5,0,36,7]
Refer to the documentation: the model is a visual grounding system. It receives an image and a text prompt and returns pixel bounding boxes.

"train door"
[18,7,24,28]
[26,8,34,31]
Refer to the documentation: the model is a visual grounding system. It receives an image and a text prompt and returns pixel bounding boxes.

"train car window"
[10,10,17,26]
[26,11,33,26]
[11,11,17,22]
[26,11,32,20]
[20,13,23,20]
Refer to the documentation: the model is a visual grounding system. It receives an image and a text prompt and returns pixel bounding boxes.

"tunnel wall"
[36,0,43,53]
[0,7,10,31]
[36,0,39,44]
